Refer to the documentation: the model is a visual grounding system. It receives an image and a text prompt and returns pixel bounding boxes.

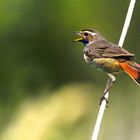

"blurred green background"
[0,0,140,140]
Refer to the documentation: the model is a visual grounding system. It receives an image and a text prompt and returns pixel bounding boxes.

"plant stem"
[91,0,136,140]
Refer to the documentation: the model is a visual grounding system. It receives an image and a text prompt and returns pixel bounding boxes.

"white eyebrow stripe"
[85,31,97,36]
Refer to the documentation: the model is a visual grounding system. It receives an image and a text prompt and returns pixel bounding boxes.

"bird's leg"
[100,73,116,105]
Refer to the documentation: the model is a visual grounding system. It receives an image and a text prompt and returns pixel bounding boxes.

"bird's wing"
[86,40,135,58]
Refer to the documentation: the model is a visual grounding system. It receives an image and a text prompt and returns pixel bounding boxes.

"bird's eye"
[84,32,88,36]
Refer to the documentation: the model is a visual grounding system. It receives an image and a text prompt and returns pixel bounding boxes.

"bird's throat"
[82,39,89,45]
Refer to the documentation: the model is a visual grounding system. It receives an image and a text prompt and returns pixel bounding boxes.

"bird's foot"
[100,96,109,108]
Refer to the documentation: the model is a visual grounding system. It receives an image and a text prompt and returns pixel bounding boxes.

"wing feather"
[85,40,135,59]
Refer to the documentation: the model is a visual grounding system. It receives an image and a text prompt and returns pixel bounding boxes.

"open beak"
[73,31,84,42]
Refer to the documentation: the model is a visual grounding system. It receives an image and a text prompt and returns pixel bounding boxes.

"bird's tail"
[119,60,140,86]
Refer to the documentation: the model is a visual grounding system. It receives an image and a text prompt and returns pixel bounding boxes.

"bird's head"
[74,29,104,45]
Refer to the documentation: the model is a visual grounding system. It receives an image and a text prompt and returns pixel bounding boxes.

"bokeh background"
[0,0,140,140]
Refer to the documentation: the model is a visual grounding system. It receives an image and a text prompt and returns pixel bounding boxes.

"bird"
[73,29,140,104]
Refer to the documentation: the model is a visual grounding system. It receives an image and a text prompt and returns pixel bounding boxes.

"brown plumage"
[74,29,140,98]
[83,38,140,85]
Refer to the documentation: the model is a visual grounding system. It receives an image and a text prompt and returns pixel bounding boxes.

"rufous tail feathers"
[119,60,140,86]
